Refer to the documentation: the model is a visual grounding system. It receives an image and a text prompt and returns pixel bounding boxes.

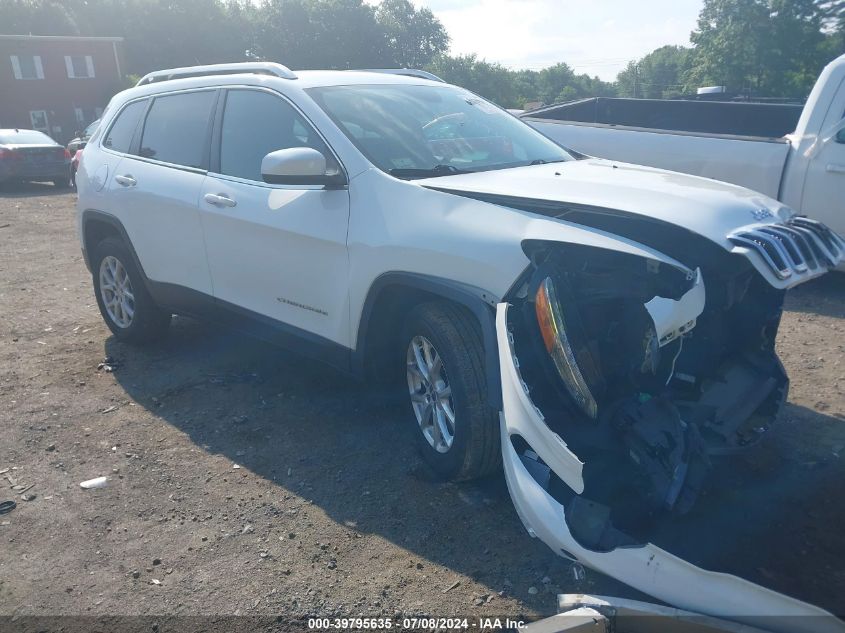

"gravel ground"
[0,184,843,624]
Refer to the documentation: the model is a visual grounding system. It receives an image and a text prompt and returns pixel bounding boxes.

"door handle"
[203,193,237,208]
[114,174,136,187]
[826,163,845,174]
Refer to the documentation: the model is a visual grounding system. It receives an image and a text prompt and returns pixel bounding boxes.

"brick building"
[0,34,125,144]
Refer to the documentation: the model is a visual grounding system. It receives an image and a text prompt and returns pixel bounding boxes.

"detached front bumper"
[496,303,843,633]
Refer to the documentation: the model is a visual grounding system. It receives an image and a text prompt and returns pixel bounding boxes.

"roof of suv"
[284,70,443,88]
[296,70,442,88]
[134,63,445,90]
[111,64,452,115]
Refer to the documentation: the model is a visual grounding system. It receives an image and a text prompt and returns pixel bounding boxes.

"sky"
[405,0,704,80]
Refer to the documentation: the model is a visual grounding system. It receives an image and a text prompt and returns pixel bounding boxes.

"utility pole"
[633,63,640,99]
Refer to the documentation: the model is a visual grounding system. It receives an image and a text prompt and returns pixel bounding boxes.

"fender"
[354,272,503,410]
[81,209,150,283]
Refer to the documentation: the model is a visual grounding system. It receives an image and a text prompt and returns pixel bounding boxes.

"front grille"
[728,217,845,279]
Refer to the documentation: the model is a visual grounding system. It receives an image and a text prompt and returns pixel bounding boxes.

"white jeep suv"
[77,63,844,629]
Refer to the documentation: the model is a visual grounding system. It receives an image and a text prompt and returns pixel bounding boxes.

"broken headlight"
[534,276,602,419]
[522,243,699,420]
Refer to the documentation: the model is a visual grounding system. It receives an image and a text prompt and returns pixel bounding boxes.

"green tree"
[427,54,520,106]
[427,56,615,108]
[575,73,617,98]
[616,45,690,98]
[817,0,845,55]
[765,0,827,95]
[0,0,79,35]
[256,0,318,69]
[533,64,615,104]
[56,0,255,74]
[375,0,449,68]
[683,0,773,94]
[681,0,835,98]
[533,63,576,104]
[307,0,386,68]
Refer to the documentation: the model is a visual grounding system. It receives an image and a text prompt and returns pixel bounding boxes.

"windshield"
[307,84,572,179]
[0,130,56,145]
[83,119,100,138]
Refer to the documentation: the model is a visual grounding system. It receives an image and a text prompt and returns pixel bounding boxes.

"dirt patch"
[0,183,843,620]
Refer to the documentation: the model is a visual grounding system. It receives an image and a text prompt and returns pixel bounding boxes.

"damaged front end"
[498,233,844,631]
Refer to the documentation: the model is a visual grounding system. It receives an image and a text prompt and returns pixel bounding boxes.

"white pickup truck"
[525,54,845,250]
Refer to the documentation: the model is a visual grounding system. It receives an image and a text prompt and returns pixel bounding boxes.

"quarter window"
[139,91,216,168]
[219,89,335,181]
[103,100,146,154]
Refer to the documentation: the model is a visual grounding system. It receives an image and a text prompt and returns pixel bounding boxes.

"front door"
[799,80,845,239]
[199,87,351,349]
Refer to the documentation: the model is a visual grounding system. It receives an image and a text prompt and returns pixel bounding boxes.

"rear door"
[108,89,218,299]
[199,87,351,349]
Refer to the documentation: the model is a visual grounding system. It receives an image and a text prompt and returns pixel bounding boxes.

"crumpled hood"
[418,158,793,250]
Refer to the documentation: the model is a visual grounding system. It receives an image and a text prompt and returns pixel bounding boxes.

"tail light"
[0,148,21,161]
[57,148,71,160]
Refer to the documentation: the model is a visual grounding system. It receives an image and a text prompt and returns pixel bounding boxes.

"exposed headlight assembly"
[523,242,700,421]
[534,276,600,419]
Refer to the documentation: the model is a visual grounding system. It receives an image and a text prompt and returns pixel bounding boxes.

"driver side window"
[834,108,845,144]
[219,89,336,182]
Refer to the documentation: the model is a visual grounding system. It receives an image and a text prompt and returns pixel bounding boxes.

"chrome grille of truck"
[728,217,844,279]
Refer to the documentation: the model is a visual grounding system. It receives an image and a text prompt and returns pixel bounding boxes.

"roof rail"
[354,68,444,83]
[136,62,297,87]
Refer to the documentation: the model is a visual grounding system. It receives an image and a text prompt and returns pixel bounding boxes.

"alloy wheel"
[99,255,135,328]
[406,335,456,453]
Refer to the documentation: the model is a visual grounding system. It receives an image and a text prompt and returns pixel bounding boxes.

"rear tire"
[92,237,170,343]
[401,302,500,481]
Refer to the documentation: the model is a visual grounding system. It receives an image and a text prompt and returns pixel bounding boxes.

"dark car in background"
[0,129,71,188]
[67,119,100,155]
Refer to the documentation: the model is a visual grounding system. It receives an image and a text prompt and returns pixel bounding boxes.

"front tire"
[92,237,170,343]
[401,302,500,481]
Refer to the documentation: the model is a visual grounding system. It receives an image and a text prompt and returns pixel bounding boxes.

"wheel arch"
[354,272,502,410]
[81,210,147,280]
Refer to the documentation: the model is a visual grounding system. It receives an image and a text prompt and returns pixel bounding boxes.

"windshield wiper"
[388,164,475,179]
[529,158,568,165]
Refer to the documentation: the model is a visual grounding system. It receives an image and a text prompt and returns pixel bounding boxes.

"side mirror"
[836,128,845,144]
[78,141,87,150]
[261,147,346,188]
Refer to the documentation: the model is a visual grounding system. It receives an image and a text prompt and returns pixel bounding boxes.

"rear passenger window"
[139,91,216,168]
[219,89,336,181]
[102,100,146,153]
